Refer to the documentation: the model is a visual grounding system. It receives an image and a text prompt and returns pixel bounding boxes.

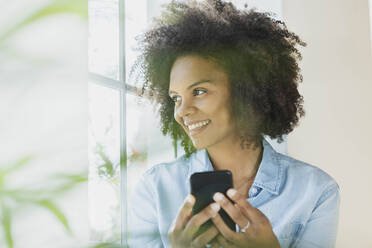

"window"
[89,0,178,245]
[88,0,123,245]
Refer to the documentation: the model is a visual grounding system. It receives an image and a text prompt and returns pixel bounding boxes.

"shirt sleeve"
[293,183,341,248]
[128,172,164,248]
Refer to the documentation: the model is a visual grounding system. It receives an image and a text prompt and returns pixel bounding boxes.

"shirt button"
[251,187,258,195]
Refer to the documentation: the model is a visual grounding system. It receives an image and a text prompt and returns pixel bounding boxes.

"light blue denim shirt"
[128,138,340,248]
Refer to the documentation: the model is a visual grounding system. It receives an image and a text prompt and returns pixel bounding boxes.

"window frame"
[89,0,130,245]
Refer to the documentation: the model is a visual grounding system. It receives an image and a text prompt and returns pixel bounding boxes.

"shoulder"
[139,153,193,185]
[131,153,193,202]
[276,152,339,193]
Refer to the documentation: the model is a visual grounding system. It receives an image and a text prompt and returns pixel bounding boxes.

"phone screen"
[190,170,235,234]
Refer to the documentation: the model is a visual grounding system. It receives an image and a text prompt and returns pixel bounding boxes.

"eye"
[193,89,206,96]
[170,95,181,103]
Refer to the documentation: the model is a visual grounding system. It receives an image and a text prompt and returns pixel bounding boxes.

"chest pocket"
[275,222,303,248]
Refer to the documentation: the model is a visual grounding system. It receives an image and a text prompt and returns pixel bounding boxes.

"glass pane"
[89,0,119,80]
[88,83,121,243]
[126,93,179,196]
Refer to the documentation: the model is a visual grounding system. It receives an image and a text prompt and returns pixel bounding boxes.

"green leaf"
[0,155,34,189]
[1,203,14,248]
[1,155,34,174]
[0,0,87,42]
[2,172,87,203]
[34,199,71,234]
[52,173,88,194]
[90,243,122,248]
[4,188,49,203]
[52,172,88,183]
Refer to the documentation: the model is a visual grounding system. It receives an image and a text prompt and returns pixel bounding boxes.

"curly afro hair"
[131,0,306,157]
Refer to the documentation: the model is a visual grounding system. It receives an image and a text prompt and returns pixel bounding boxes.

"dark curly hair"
[131,0,306,157]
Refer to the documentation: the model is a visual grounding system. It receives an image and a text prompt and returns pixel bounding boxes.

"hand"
[168,194,221,248]
[211,189,280,248]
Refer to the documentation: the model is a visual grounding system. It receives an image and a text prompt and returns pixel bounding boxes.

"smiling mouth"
[186,120,211,135]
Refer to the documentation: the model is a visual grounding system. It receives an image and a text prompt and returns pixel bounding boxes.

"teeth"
[187,120,210,130]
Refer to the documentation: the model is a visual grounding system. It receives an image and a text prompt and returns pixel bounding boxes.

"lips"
[184,119,211,136]
[184,119,211,131]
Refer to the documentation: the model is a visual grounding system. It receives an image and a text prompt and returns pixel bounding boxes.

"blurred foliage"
[0,0,151,246]
[0,0,87,43]
[0,0,87,246]
[95,143,120,181]
[89,242,124,248]
[0,155,87,248]
[95,142,147,181]
[91,143,123,244]
[128,147,147,165]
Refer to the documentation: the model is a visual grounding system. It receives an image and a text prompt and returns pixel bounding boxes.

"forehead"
[169,55,229,90]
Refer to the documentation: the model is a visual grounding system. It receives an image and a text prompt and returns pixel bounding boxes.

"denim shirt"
[128,138,340,248]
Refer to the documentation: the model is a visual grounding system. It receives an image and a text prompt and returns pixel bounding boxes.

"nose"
[175,97,196,118]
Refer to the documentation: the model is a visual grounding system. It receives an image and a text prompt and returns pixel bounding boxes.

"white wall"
[283,0,372,247]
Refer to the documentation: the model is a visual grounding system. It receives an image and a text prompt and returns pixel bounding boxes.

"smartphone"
[190,170,235,234]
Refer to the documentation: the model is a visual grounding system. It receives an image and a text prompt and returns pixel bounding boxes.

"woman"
[128,1,340,247]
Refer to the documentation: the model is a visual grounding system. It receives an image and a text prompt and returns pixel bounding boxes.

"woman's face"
[169,55,238,150]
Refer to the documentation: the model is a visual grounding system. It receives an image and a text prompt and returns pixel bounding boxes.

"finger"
[213,192,248,228]
[210,240,220,248]
[183,202,220,241]
[191,225,219,248]
[211,212,239,243]
[173,195,195,231]
[227,188,262,223]
[216,234,234,248]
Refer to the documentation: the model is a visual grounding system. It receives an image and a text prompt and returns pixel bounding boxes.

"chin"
[193,144,205,150]
[191,138,209,150]
[191,140,202,150]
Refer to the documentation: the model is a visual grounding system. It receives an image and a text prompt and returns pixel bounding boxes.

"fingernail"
[227,189,237,198]
[211,202,220,213]
[186,195,194,204]
[213,192,224,202]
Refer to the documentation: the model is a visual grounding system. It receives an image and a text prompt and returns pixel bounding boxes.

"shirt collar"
[186,138,283,195]
[252,138,283,195]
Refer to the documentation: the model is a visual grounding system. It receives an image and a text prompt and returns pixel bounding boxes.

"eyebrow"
[169,79,213,95]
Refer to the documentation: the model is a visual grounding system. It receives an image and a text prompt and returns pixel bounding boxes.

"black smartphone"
[190,170,235,234]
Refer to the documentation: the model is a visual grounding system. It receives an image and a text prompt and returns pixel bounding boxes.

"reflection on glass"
[89,0,119,80]
[88,83,121,243]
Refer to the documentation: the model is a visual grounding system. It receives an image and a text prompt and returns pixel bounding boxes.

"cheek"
[208,97,233,123]
[174,111,183,126]
[218,108,234,127]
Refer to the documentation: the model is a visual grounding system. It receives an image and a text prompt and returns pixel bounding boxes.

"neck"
[206,135,263,187]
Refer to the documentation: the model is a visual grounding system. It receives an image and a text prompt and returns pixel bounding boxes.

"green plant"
[0,155,87,248]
